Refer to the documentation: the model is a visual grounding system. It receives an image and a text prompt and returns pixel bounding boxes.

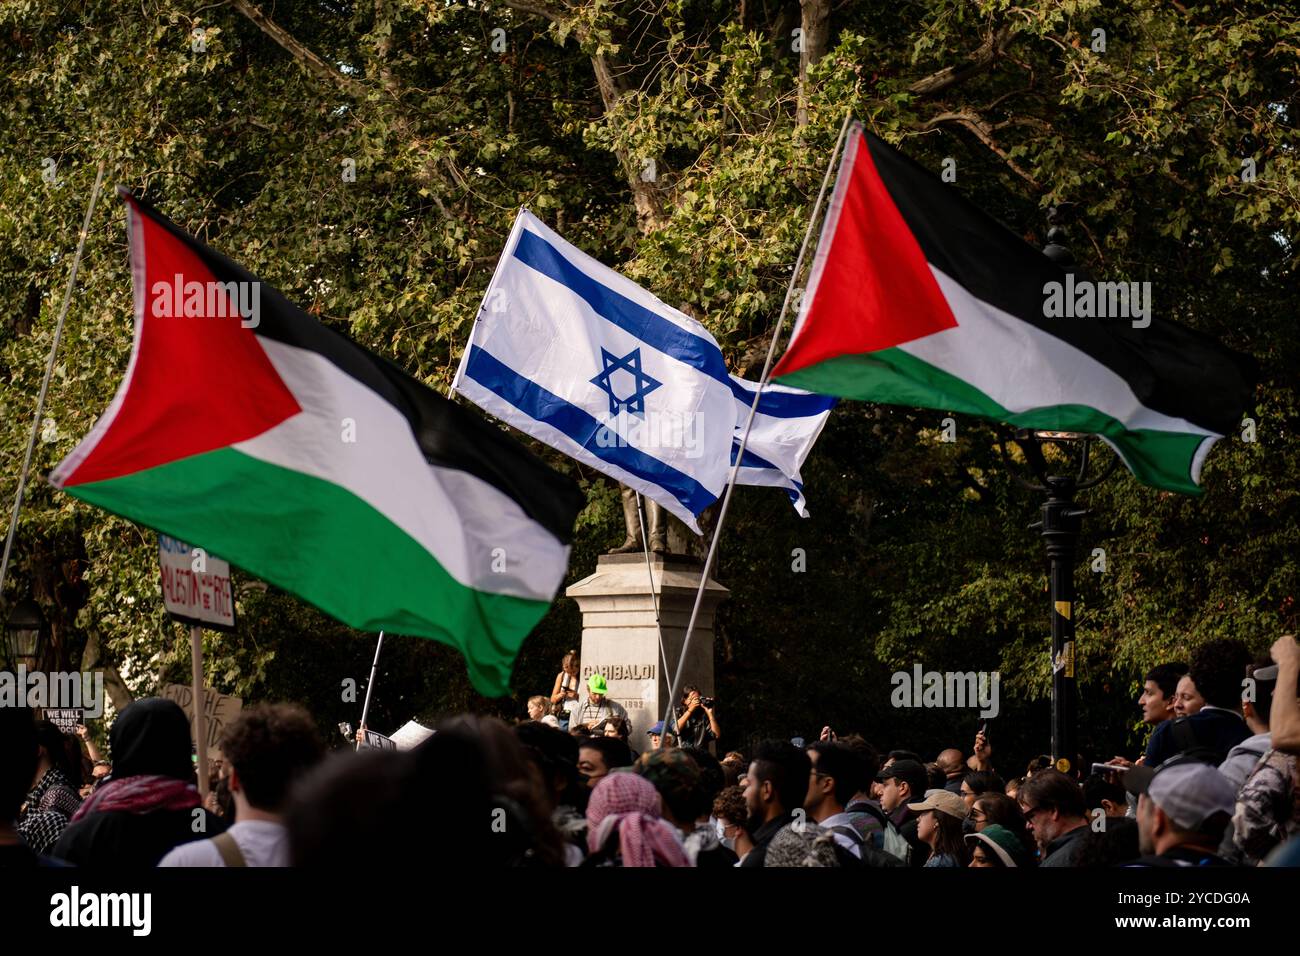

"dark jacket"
[740,812,792,868]
[49,698,226,867]
[52,807,225,867]
[1145,709,1250,768]
[1124,844,1235,867]
[1040,823,1091,867]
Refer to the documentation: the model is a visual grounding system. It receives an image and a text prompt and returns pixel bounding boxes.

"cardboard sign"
[162,683,243,750]
[389,720,435,751]
[159,535,236,631]
[44,708,83,735]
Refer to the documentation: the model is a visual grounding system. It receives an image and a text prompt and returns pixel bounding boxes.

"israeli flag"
[452,209,739,533]
[729,375,835,517]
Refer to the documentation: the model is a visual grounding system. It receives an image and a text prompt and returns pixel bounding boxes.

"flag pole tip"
[114,185,133,201]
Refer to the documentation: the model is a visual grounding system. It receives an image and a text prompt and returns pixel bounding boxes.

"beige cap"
[906,788,969,820]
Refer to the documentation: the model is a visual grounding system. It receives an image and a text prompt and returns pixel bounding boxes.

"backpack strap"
[854,801,890,829]
[829,824,865,846]
[212,831,246,868]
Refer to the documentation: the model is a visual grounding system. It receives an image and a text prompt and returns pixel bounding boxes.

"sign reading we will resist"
[159,535,236,631]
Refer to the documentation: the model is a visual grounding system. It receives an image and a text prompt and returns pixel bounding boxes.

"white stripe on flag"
[729,374,832,517]
[454,210,739,533]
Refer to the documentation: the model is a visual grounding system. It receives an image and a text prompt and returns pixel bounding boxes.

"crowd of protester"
[2,634,1298,868]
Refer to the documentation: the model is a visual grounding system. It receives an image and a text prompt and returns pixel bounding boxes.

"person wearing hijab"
[51,698,224,866]
[582,771,690,867]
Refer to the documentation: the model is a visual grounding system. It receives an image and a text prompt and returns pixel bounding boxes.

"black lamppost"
[998,209,1118,776]
[1003,431,1117,776]
[4,597,46,672]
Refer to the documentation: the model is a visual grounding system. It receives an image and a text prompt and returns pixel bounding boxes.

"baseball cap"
[648,721,666,735]
[587,674,608,694]
[906,788,969,820]
[877,758,929,797]
[1123,760,1236,832]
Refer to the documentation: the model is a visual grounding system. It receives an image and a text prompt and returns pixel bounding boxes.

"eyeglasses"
[1021,804,1045,821]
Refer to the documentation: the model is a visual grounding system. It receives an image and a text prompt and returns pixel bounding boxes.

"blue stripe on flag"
[730,442,780,471]
[465,346,716,516]
[727,378,838,419]
[513,230,730,383]
[514,229,837,422]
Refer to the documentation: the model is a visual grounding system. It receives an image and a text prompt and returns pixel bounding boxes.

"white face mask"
[716,820,735,851]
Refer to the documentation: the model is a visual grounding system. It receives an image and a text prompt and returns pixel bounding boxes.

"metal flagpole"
[446,206,527,402]
[635,492,674,727]
[356,631,385,751]
[658,111,854,737]
[0,160,107,602]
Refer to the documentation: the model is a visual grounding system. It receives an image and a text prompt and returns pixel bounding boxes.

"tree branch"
[229,0,370,100]
[908,23,1015,98]
[501,0,568,22]
[591,51,668,231]
[921,110,1041,191]
[501,0,667,232]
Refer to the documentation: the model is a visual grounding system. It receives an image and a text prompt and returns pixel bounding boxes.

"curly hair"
[1188,639,1252,709]
[219,704,324,812]
[712,784,748,829]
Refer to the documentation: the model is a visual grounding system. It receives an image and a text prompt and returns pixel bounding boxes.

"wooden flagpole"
[190,625,209,799]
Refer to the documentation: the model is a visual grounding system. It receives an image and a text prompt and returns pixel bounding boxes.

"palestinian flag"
[773,123,1254,493]
[50,189,585,696]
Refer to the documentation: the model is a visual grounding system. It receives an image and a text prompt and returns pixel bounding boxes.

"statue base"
[565,553,729,747]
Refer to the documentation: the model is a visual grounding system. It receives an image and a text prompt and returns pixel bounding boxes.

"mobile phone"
[1091,762,1130,775]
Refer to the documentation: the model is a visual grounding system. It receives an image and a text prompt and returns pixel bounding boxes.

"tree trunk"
[591,52,668,233]
[796,0,832,127]
[80,629,134,714]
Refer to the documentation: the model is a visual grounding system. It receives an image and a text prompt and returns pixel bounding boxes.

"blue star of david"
[590,347,662,416]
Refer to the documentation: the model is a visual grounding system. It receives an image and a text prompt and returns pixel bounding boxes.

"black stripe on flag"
[124,192,586,545]
[863,134,1255,437]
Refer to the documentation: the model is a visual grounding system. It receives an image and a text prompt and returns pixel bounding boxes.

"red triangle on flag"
[773,126,958,380]
[56,195,302,488]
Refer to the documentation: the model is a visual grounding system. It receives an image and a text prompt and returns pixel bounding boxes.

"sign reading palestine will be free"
[158,534,236,631]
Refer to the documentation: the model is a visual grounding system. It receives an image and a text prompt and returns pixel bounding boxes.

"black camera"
[699,696,715,708]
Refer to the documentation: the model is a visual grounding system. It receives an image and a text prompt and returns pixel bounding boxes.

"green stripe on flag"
[65,447,551,696]
[776,350,1213,495]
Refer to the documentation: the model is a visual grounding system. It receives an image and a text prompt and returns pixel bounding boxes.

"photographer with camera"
[674,685,720,751]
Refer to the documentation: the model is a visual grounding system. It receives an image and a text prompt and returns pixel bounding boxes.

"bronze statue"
[608,487,718,558]
[609,486,667,554]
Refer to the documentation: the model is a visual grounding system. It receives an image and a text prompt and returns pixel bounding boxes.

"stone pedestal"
[565,553,728,745]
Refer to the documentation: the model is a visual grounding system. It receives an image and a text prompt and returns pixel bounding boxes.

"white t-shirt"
[158,819,291,867]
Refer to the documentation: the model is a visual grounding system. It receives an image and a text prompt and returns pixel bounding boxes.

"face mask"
[715,820,727,841]
[721,836,736,852]
[962,815,977,834]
